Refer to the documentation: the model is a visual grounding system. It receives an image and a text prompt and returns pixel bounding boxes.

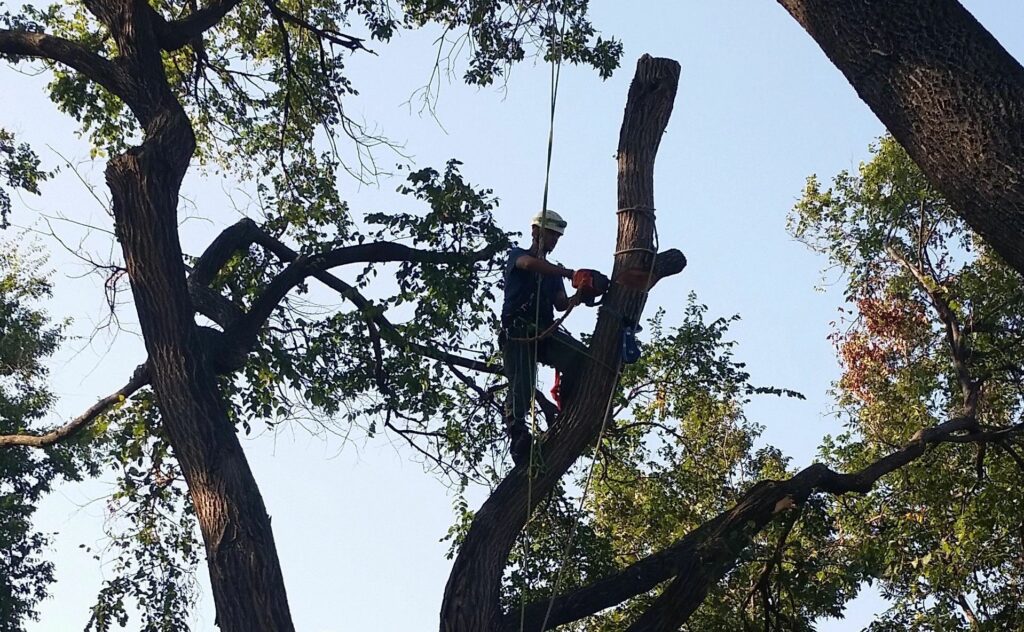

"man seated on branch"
[499,209,608,465]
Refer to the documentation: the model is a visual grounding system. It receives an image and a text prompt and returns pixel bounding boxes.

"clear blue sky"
[4,2,1024,630]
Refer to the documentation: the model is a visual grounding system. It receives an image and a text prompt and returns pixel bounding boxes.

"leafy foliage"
[10,0,620,194]
[791,137,1024,630]
[0,130,50,229]
[0,243,93,630]
[216,159,512,486]
[485,300,852,630]
[84,392,200,632]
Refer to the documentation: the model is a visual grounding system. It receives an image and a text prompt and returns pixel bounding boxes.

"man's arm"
[512,254,579,312]
[553,287,580,312]
[514,253,573,279]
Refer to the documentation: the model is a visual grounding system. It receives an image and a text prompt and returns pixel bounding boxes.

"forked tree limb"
[235,239,503,351]
[187,216,499,372]
[244,225,501,374]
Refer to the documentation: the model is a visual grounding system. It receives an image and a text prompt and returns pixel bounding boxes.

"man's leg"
[539,329,589,404]
[502,334,537,464]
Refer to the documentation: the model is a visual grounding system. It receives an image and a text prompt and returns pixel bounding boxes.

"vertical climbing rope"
[519,9,567,632]
[515,16,665,632]
[538,222,660,631]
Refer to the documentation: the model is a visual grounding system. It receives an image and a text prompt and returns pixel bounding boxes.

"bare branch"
[264,0,373,53]
[0,363,149,448]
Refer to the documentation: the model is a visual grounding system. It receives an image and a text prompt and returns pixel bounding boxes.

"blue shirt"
[501,247,566,327]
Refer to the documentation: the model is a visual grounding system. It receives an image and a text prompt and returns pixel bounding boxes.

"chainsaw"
[571,268,611,306]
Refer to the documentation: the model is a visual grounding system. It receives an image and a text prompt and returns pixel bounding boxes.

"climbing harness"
[505,303,577,343]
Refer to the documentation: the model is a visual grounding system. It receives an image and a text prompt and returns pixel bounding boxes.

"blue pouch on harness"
[621,323,642,364]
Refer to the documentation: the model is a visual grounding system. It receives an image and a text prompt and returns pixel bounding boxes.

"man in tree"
[500,209,607,465]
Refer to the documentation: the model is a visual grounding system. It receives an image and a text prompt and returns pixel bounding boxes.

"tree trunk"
[439,54,680,632]
[108,141,295,632]
[93,2,295,629]
[777,0,1024,278]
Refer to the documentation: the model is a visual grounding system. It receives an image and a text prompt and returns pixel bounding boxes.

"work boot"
[506,420,533,466]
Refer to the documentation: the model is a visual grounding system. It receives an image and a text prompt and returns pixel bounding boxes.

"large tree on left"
[0,2,619,629]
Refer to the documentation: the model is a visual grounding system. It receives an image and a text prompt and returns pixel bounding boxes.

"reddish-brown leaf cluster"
[833,294,930,403]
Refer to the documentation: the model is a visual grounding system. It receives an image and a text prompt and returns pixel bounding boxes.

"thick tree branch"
[189,283,244,329]
[0,29,128,98]
[0,363,149,447]
[190,217,261,286]
[185,217,261,328]
[153,0,244,51]
[510,415,1001,631]
[234,239,502,352]
[615,248,687,291]
[938,422,1024,444]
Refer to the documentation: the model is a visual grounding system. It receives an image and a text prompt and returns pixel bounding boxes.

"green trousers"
[500,321,588,426]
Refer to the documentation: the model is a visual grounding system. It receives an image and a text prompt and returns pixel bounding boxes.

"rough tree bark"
[777,0,1024,278]
[77,2,295,630]
[439,54,683,632]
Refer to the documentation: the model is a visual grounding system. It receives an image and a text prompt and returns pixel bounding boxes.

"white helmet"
[531,209,567,235]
